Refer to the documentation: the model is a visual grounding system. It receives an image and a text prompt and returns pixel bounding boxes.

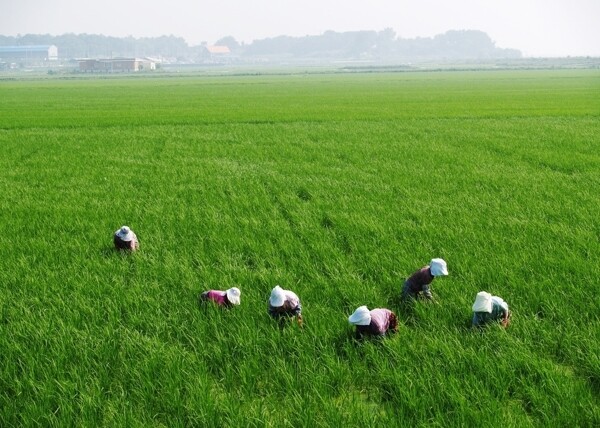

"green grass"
[0,70,599,426]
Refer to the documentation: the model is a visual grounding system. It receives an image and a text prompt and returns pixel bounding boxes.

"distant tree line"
[243,30,521,60]
[0,29,521,61]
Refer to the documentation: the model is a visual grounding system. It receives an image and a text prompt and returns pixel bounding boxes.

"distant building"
[202,45,232,63]
[206,45,231,55]
[0,45,58,64]
[78,58,157,73]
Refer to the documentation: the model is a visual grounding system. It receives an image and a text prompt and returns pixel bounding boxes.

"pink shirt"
[205,290,228,306]
[369,309,394,335]
[355,308,396,336]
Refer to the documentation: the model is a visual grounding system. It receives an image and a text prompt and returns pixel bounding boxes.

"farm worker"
[401,258,448,300]
[348,306,398,338]
[268,285,303,327]
[199,287,241,307]
[113,225,139,251]
[471,291,510,328]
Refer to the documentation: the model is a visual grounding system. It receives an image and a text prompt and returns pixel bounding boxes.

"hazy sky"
[2,0,599,57]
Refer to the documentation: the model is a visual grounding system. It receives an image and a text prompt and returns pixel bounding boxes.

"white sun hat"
[115,226,134,242]
[348,305,372,326]
[269,285,286,307]
[472,291,493,313]
[492,296,508,312]
[226,287,241,305]
[430,258,448,276]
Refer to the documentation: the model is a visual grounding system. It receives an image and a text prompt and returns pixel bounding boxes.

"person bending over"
[268,285,303,327]
[114,225,139,251]
[348,305,398,339]
[402,258,448,301]
[200,287,241,307]
[472,291,510,328]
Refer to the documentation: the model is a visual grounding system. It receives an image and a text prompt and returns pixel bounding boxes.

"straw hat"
[472,291,493,313]
[226,287,241,305]
[269,285,286,307]
[348,306,372,326]
[430,258,448,276]
[115,226,134,242]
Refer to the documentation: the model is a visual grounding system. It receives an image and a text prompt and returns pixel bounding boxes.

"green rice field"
[0,69,599,426]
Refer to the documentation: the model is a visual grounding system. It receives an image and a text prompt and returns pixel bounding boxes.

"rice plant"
[0,69,598,426]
